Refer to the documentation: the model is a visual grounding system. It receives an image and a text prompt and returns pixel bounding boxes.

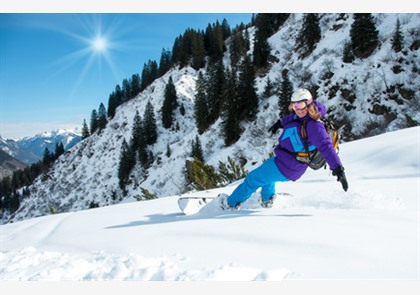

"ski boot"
[260,194,276,208]
[218,193,241,211]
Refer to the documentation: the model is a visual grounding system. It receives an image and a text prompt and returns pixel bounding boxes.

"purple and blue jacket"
[273,101,342,181]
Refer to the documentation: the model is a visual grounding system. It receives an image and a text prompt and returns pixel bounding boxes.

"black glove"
[268,120,282,135]
[332,166,348,192]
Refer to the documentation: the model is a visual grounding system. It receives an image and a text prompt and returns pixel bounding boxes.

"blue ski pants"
[227,157,290,207]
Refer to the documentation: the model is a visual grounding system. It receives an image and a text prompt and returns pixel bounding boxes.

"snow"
[0,14,419,294]
[1,126,419,282]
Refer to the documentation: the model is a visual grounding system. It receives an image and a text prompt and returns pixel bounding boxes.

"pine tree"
[296,14,321,58]
[237,55,258,121]
[89,109,98,134]
[214,21,226,60]
[221,18,232,40]
[252,14,272,68]
[243,28,251,53]
[391,18,404,52]
[107,92,117,119]
[342,40,355,63]
[191,31,206,70]
[97,103,107,131]
[158,48,172,77]
[131,73,141,98]
[42,148,53,169]
[205,22,224,63]
[81,119,90,139]
[194,71,209,134]
[230,30,245,67]
[118,139,135,190]
[222,68,242,146]
[191,135,204,162]
[161,76,178,129]
[121,78,131,102]
[262,77,274,98]
[108,85,123,119]
[54,142,65,160]
[0,176,12,200]
[141,60,158,91]
[350,13,379,58]
[131,111,143,153]
[143,101,158,145]
[206,60,226,126]
[130,111,149,168]
[278,69,294,117]
[171,35,183,66]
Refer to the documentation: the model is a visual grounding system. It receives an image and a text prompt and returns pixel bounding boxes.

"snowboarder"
[219,88,348,210]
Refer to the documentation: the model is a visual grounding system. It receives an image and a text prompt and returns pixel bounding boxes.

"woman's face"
[291,100,309,118]
[294,106,308,118]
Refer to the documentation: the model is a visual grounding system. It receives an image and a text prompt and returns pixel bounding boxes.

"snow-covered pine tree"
[391,18,404,53]
[296,13,321,58]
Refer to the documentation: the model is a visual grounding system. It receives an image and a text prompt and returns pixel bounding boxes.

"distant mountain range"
[0,129,82,167]
[16,129,82,161]
[0,149,27,179]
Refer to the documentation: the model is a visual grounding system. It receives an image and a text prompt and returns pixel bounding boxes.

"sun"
[50,14,126,97]
[91,35,108,53]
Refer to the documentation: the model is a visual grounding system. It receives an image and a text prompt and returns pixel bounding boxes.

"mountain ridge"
[0,129,81,165]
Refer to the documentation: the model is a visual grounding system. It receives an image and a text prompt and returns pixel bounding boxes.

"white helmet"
[291,88,312,103]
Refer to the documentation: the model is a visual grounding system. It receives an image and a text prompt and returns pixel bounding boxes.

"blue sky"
[0,13,253,139]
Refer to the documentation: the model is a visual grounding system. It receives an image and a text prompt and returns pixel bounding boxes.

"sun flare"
[49,14,126,97]
[92,36,107,52]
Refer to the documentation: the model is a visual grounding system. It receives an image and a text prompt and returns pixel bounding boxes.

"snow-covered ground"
[1,126,418,283]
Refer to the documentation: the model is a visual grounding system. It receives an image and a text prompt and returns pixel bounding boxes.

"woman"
[219,88,348,210]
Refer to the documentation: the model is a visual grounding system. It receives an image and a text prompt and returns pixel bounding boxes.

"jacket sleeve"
[306,120,342,170]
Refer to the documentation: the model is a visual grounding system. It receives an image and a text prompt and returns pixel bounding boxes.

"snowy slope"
[1,127,418,280]
[3,13,419,224]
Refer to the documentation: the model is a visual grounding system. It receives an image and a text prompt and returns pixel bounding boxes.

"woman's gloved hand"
[332,166,348,192]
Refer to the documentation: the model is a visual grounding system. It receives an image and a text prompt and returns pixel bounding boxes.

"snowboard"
[177,192,293,215]
[177,196,218,215]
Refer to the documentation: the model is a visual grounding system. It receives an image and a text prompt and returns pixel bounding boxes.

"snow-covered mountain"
[0,135,38,165]
[1,129,81,165]
[16,129,82,163]
[3,13,419,224]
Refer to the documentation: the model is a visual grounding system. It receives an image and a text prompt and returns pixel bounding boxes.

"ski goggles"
[291,100,308,111]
